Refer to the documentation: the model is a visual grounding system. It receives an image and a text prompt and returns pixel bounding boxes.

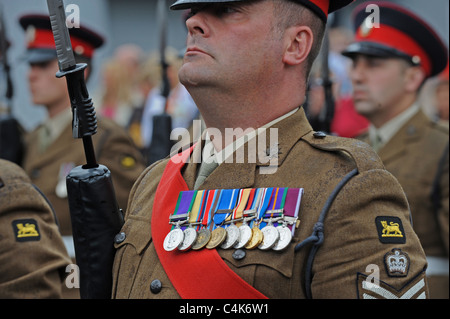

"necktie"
[194,159,218,189]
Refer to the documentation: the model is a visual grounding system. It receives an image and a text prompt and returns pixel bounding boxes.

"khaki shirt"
[112,108,429,299]
[0,159,71,298]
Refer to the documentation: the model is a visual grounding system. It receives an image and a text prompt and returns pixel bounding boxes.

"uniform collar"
[369,102,421,149]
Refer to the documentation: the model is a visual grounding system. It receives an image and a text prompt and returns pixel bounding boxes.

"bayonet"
[47,0,76,71]
[46,0,97,167]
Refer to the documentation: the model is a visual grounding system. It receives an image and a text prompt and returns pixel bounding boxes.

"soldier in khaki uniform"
[112,0,429,299]
[0,159,71,298]
[342,2,449,299]
[19,15,146,297]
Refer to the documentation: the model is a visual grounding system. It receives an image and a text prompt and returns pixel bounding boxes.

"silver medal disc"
[221,224,240,249]
[233,224,253,249]
[163,228,184,251]
[272,226,292,251]
[258,225,280,250]
[178,227,198,251]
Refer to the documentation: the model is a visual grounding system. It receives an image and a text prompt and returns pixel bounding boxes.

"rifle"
[145,0,173,165]
[46,0,123,298]
[0,5,24,165]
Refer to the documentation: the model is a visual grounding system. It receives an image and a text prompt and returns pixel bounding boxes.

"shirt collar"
[369,102,421,149]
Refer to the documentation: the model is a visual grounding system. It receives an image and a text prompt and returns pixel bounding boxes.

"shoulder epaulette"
[301,131,385,173]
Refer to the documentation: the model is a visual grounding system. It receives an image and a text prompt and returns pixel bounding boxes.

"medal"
[234,224,253,249]
[163,190,197,252]
[258,188,287,250]
[272,225,292,251]
[209,189,238,249]
[178,227,197,251]
[258,223,279,250]
[192,190,217,250]
[222,189,251,249]
[192,228,211,250]
[245,227,264,249]
[179,190,206,251]
[272,188,303,251]
[206,227,227,249]
[221,224,240,249]
[163,227,184,251]
[234,189,258,248]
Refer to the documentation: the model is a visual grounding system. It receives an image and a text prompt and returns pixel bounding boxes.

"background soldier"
[342,2,449,299]
[0,159,71,298]
[112,0,429,299]
[19,14,146,297]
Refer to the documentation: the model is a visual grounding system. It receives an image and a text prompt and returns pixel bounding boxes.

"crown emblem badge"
[384,249,410,277]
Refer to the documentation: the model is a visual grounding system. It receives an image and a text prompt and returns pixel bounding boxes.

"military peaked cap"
[19,14,104,64]
[170,0,354,22]
[342,1,448,78]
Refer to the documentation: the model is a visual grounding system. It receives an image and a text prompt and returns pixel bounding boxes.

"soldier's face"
[178,1,283,96]
[349,55,414,126]
[28,59,68,108]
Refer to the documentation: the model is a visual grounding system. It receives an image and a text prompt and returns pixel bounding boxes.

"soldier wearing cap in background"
[342,2,449,299]
[18,14,146,298]
[112,0,429,299]
[0,159,71,298]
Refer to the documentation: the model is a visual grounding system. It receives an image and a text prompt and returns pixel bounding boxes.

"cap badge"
[25,25,36,46]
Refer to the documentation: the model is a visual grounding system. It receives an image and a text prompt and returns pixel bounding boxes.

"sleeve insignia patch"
[375,216,406,244]
[357,272,427,299]
[12,219,41,242]
[384,248,410,277]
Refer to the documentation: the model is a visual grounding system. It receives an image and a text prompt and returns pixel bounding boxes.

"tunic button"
[313,131,327,139]
[150,279,162,294]
[114,232,126,244]
[232,249,246,261]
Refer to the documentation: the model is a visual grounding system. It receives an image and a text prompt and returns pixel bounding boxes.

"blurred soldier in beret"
[111,0,429,299]
[343,2,449,298]
[0,159,71,298]
[19,14,146,298]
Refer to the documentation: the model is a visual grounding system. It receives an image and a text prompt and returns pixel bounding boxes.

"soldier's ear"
[404,65,426,93]
[282,25,313,66]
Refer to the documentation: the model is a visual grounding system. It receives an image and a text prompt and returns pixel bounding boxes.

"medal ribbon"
[232,188,252,226]
[213,189,238,229]
[260,187,287,228]
[283,188,304,235]
[255,188,274,228]
[187,190,205,228]
[170,190,197,229]
[152,146,267,299]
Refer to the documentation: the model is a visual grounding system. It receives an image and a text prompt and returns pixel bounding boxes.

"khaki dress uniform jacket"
[359,109,449,298]
[22,117,147,237]
[112,108,429,299]
[0,159,71,298]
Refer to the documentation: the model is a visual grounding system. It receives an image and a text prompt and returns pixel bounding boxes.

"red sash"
[151,146,268,299]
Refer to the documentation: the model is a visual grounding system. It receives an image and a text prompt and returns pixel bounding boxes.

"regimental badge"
[375,216,406,244]
[357,272,427,299]
[12,219,41,242]
[384,248,410,277]
[120,155,136,169]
